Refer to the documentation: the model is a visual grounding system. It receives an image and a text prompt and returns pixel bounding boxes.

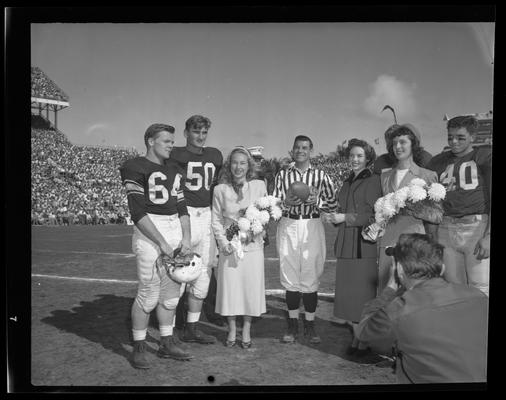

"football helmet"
[157,251,202,284]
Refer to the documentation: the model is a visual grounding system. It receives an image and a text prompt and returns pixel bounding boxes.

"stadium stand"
[31,117,138,225]
[32,66,69,102]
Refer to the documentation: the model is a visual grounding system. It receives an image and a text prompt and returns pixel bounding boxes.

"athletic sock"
[302,292,318,313]
[159,325,174,337]
[187,311,201,323]
[132,328,147,341]
[286,290,301,311]
[304,312,315,322]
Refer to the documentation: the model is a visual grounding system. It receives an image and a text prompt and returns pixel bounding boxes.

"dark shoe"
[132,340,150,369]
[225,339,236,348]
[240,341,252,349]
[172,327,189,351]
[345,345,358,356]
[303,320,321,344]
[354,348,372,357]
[181,322,217,344]
[157,336,193,361]
[281,318,299,343]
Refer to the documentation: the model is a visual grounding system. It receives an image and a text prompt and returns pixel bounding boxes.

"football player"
[119,123,192,369]
[427,115,491,296]
[273,135,339,345]
[169,115,224,344]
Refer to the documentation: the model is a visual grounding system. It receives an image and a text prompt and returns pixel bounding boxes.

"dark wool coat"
[334,169,382,259]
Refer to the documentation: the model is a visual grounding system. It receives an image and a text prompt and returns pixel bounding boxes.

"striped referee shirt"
[273,163,338,217]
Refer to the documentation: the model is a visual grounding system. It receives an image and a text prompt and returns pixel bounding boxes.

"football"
[288,181,311,202]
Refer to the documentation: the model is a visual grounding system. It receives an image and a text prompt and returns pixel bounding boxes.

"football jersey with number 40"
[169,147,223,207]
[427,146,492,218]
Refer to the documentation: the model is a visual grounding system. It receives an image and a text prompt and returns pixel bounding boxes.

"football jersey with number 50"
[119,157,188,223]
[169,146,223,207]
[427,146,491,217]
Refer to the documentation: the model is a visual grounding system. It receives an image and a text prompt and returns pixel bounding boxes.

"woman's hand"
[221,243,234,256]
[322,212,346,225]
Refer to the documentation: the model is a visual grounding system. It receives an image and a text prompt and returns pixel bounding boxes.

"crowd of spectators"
[31,66,69,102]
[310,153,351,191]
[31,124,138,226]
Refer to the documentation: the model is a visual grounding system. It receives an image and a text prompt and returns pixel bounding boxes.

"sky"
[31,22,494,159]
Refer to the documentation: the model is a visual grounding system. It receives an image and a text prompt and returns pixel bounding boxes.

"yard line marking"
[31,250,335,262]
[31,274,336,297]
[32,274,138,284]
[265,257,336,262]
[32,249,135,258]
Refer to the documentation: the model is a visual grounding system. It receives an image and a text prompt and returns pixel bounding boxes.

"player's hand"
[284,191,302,207]
[179,238,192,256]
[159,242,175,258]
[221,243,234,256]
[474,234,490,260]
[304,187,318,205]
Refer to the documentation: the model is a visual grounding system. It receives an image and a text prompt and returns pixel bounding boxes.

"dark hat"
[399,123,422,143]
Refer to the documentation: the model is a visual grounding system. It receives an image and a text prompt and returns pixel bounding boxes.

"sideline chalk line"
[31,273,335,298]
[32,249,336,263]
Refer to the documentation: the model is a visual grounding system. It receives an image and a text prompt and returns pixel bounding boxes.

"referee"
[273,135,339,344]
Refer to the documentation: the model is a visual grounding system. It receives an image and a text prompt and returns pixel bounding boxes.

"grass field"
[31,224,396,388]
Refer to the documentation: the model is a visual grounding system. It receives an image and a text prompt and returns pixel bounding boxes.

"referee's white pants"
[276,217,326,293]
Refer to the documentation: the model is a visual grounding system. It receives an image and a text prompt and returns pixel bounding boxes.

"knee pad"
[188,269,211,300]
[189,285,208,301]
[160,296,180,311]
[135,293,158,314]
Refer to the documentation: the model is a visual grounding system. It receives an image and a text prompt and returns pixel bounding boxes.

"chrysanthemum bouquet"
[362,178,446,242]
[225,195,283,259]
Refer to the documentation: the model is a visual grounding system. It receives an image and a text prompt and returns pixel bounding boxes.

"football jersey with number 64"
[427,146,491,217]
[119,157,187,223]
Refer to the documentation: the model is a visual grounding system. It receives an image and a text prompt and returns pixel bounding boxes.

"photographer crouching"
[354,233,488,384]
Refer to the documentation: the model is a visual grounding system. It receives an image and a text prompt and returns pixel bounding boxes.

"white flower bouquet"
[362,179,446,242]
[225,195,283,259]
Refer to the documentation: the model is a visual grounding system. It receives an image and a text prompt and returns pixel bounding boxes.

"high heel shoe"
[240,340,252,349]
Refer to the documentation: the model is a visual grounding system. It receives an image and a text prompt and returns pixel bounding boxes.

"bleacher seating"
[31,119,138,225]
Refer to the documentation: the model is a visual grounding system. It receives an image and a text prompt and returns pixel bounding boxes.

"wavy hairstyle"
[387,125,424,166]
[218,146,259,185]
[345,138,377,168]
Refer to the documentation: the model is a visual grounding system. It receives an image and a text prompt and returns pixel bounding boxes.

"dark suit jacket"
[355,278,488,383]
[334,169,382,259]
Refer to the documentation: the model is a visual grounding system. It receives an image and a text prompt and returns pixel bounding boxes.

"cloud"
[85,123,109,136]
[363,75,416,121]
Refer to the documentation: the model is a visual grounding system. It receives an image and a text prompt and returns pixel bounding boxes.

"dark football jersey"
[169,146,223,207]
[427,147,491,217]
[373,149,433,175]
[119,157,188,223]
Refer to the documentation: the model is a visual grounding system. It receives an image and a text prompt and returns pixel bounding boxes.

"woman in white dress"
[211,147,267,349]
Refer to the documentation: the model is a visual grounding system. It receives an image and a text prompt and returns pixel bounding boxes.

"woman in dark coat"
[322,138,382,354]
